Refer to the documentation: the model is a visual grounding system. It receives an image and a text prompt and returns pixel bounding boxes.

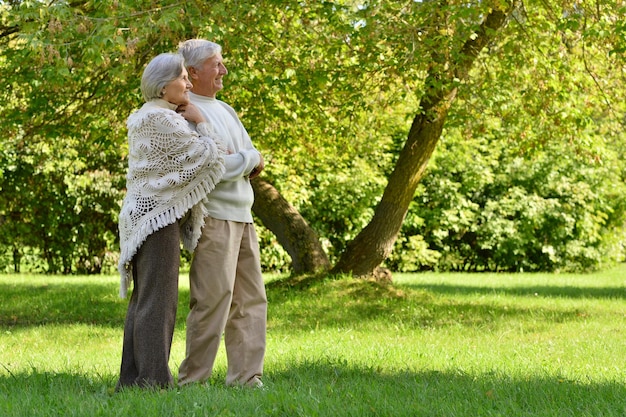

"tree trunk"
[252,177,331,274]
[332,102,451,277]
[333,5,513,278]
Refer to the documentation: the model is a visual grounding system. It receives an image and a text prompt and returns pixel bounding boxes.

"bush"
[394,134,626,272]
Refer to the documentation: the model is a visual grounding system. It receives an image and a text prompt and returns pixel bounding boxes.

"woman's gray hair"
[140,53,185,102]
[178,39,222,69]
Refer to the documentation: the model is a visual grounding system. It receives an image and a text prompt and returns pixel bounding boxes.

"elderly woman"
[116,53,225,390]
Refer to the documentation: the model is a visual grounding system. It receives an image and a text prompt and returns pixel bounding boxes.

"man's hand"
[249,152,265,179]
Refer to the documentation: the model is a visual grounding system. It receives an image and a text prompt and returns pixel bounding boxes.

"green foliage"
[393,131,626,272]
[1,0,625,273]
[297,160,386,262]
[255,222,292,274]
[385,0,626,273]
[0,149,122,274]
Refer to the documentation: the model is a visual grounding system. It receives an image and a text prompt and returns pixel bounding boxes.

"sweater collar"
[144,98,179,111]
[189,92,217,103]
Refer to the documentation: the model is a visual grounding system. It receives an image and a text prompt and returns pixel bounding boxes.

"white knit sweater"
[117,99,225,297]
[188,93,261,223]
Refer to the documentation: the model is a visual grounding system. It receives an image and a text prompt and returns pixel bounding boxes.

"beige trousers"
[178,217,267,386]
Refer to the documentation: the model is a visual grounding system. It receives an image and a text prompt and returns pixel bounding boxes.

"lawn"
[0,266,625,416]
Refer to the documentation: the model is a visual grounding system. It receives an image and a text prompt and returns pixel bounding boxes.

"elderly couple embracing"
[115,39,266,391]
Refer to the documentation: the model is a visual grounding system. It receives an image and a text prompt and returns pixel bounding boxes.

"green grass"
[1,266,625,416]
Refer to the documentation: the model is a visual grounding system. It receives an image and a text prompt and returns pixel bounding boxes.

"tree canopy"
[1,0,625,276]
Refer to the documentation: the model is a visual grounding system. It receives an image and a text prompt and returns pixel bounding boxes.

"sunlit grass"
[1,266,625,416]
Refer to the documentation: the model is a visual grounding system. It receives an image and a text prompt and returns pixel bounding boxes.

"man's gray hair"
[178,39,222,69]
[141,53,185,102]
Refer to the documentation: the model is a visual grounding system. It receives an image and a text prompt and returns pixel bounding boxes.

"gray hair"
[140,53,185,102]
[178,39,222,69]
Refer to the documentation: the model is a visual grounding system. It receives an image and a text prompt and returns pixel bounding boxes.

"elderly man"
[177,39,266,388]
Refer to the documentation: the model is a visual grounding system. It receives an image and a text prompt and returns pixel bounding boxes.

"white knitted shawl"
[118,99,225,298]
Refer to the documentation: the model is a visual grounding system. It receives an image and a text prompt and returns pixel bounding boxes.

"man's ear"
[188,67,199,80]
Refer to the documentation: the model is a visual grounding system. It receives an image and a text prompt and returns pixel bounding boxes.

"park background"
[1,2,626,416]
[1,0,625,278]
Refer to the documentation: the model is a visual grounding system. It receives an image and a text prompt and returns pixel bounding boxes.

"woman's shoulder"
[127,104,184,130]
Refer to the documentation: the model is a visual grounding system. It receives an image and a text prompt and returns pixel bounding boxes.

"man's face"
[189,53,228,98]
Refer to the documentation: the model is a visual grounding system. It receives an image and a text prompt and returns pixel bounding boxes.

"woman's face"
[189,53,228,98]
[162,66,193,106]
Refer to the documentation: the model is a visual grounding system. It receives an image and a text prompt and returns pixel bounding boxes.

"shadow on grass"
[0,370,115,417]
[1,362,624,417]
[401,282,626,300]
[0,282,188,329]
[0,282,127,328]
[263,361,626,416]
[265,277,590,332]
[1,276,598,332]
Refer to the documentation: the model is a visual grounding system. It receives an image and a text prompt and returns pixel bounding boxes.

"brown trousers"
[116,222,180,389]
[178,217,267,386]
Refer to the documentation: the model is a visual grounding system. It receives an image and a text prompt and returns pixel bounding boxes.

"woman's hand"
[177,103,205,125]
